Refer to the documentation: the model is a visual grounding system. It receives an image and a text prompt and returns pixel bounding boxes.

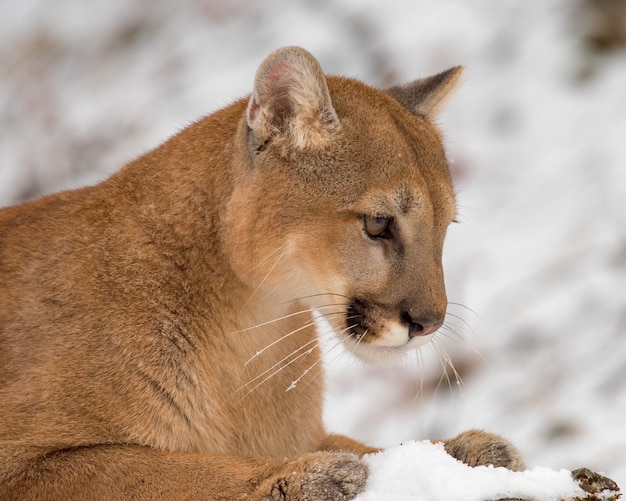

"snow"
[358,441,586,501]
[1,0,625,496]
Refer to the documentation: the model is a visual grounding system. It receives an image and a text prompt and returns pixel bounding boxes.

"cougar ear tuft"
[386,66,463,120]
[247,46,340,151]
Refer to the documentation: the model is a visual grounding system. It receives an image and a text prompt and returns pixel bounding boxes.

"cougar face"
[224,50,459,366]
[296,108,456,366]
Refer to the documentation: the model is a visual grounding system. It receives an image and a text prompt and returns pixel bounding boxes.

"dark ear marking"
[386,66,463,119]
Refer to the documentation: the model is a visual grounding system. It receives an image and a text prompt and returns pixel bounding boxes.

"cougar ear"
[247,46,340,151]
[386,66,463,120]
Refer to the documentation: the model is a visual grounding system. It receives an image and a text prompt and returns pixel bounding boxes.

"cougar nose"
[401,311,443,338]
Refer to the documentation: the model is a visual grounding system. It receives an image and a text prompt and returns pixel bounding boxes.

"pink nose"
[412,321,442,337]
[402,312,443,338]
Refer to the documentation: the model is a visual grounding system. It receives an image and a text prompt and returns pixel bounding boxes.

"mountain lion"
[0,46,523,500]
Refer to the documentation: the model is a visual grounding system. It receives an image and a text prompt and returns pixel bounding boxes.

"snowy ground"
[1,0,625,492]
[356,441,595,501]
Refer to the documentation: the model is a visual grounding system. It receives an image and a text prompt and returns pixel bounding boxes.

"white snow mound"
[357,440,587,501]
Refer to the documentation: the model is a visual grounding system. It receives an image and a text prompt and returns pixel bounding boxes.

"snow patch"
[358,441,586,501]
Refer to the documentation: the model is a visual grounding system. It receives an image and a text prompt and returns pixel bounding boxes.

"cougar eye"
[363,215,394,239]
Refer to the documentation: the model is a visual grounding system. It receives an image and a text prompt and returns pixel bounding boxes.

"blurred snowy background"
[1,0,625,486]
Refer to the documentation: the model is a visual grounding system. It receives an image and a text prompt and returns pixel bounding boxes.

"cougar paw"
[262,451,368,501]
[443,429,525,471]
[300,452,367,500]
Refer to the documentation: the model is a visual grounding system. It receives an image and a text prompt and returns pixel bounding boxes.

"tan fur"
[0,47,523,500]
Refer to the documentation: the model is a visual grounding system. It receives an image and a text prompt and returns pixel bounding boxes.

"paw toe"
[303,452,368,500]
[444,429,525,471]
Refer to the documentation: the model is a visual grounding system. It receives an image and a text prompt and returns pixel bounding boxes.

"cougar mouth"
[342,297,438,366]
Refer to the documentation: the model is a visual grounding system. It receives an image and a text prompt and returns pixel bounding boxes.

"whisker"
[333,323,358,342]
[229,304,343,335]
[252,282,284,305]
[256,285,348,308]
[444,311,477,339]
[243,249,286,307]
[243,317,320,366]
[439,321,486,365]
[282,292,352,305]
[426,340,451,394]
[348,326,367,347]
[238,322,352,400]
[245,245,285,274]
[238,338,318,391]
[439,324,464,343]
[313,311,352,328]
[447,301,481,319]
[409,347,426,405]
[292,332,349,393]
[235,341,319,402]
[436,357,453,394]
[244,309,355,366]
[235,304,361,398]
[431,338,465,397]
[286,357,322,392]
[317,322,356,356]
[305,305,351,323]
[299,346,345,392]
[297,364,326,392]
